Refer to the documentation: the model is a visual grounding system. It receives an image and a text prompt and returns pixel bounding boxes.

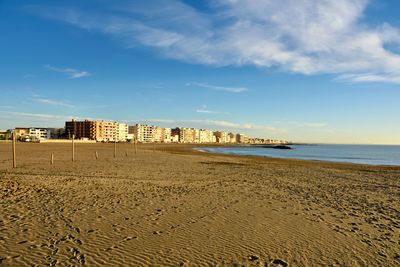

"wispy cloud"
[27,0,400,84]
[0,111,79,122]
[196,105,230,114]
[0,105,16,109]
[32,97,74,108]
[45,64,91,79]
[187,82,248,93]
[275,121,328,129]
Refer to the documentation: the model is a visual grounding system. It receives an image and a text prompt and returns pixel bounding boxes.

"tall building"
[162,128,172,143]
[94,121,116,142]
[172,127,197,143]
[228,132,236,143]
[65,120,96,140]
[198,129,215,143]
[214,131,230,143]
[129,124,154,143]
[66,119,127,142]
[236,133,249,144]
[115,123,128,142]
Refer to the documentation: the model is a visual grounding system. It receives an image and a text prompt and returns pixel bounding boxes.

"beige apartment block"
[14,127,30,140]
[93,121,116,142]
[236,133,249,144]
[161,127,172,143]
[129,124,155,143]
[198,129,215,143]
[65,119,126,142]
[228,132,237,143]
[214,131,231,143]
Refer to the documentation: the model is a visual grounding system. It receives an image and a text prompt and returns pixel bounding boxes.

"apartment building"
[129,124,153,143]
[172,127,197,143]
[115,123,129,142]
[227,132,237,143]
[93,121,115,142]
[65,120,128,142]
[198,129,215,143]
[214,131,230,143]
[29,128,51,140]
[162,128,172,143]
[236,133,249,144]
[14,127,50,141]
[65,120,96,140]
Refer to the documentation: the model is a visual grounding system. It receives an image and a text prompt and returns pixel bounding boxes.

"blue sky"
[1,0,400,144]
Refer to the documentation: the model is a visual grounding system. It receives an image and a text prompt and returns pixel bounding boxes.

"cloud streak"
[196,105,230,114]
[32,97,74,108]
[188,82,248,93]
[28,0,400,84]
[0,111,79,122]
[45,65,91,79]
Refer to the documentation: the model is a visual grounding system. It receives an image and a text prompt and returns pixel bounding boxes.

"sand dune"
[0,143,399,266]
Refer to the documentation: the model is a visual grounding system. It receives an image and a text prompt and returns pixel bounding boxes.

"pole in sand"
[95,151,99,160]
[51,154,54,165]
[12,130,16,168]
[134,138,137,155]
[72,134,75,162]
[114,140,117,158]
[153,141,155,153]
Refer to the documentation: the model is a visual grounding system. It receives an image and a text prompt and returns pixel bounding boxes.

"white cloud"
[196,105,230,114]
[29,0,400,83]
[187,82,248,93]
[45,65,91,79]
[275,121,328,128]
[32,97,74,108]
[0,111,79,122]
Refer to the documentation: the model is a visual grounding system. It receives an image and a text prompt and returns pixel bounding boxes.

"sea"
[197,144,400,166]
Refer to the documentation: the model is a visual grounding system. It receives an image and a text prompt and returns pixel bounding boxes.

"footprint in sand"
[270,259,288,267]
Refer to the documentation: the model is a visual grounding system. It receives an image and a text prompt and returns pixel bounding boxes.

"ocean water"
[198,144,400,166]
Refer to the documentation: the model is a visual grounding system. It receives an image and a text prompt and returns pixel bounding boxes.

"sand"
[0,142,399,266]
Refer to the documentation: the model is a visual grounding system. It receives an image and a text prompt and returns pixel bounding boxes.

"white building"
[115,123,128,142]
[153,126,163,142]
[198,129,215,143]
[162,128,172,143]
[29,128,50,141]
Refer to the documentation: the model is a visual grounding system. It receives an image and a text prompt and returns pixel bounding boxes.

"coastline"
[192,144,400,168]
[1,143,399,266]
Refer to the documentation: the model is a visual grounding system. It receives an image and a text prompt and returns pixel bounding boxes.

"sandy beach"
[0,142,399,266]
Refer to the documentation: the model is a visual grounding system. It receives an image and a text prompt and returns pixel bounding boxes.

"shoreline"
[193,146,400,168]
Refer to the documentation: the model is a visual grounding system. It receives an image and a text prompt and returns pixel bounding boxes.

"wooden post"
[125,150,128,157]
[51,154,54,165]
[12,130,16,168]
[95,151,98,160]
[114,140,117,158]
[134,138,137,155]
[153,142,155,153]
[72,134,75,162]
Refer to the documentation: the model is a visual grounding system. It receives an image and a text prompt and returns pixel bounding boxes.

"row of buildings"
[1,119,288,144]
